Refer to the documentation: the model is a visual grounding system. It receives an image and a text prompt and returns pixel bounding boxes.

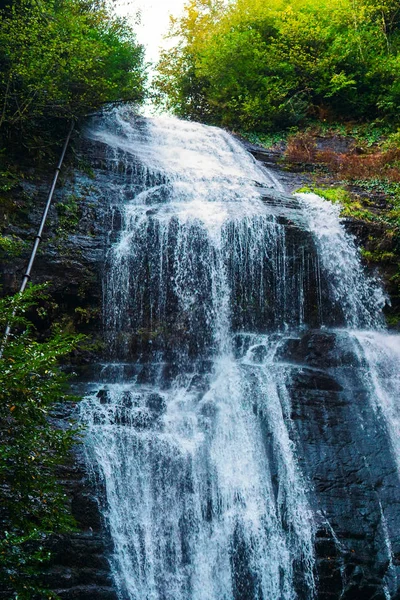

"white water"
[296,192,386,329]
[351,331,400,474]
[80,107,400,599]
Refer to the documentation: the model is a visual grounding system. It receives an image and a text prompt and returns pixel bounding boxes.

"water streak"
[296,192,386,328]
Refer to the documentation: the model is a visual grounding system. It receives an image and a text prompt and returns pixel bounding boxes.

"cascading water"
[79,107,400,600]
[296,192,386,329]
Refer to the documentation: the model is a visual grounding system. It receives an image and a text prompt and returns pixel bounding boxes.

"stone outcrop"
[277,330,400,599]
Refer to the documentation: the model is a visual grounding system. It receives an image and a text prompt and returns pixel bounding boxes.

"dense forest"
[156,0,400,130]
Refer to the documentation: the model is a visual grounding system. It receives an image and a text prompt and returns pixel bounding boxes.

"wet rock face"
[0,141,119,599]
[0,139,113,343]
[2,130,399,600]
[277,330,400,600]
[66,137,399,600]
[45,403,118,600]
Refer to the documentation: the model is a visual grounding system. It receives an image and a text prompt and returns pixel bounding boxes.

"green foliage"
[0,234,24,255]
[0,285,83,598]
[0,166,19,192]
[296,185,352,204]
[353,177,400,198]
[239,129,295,148]
[347,123,389,147]
[155,0,400,131]
[354,180,400,230]
[56,194,81,237]
[244,121,392,151]
[296,184,378,220]
[0,0,146,156]
[383,129,400,150]
[360,248,397,262]
[74,305,100,325]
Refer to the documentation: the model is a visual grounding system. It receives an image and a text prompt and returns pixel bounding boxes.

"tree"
[0,0,146,155]
[155,0,400,130]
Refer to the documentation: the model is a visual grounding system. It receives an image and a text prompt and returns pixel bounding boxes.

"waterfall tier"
[80,107,400,600]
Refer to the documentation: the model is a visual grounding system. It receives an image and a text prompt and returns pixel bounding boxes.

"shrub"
[0,285,83,598]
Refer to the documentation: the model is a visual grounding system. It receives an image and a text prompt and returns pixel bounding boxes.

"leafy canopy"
[0,0,146,154]
[155,0,400,130]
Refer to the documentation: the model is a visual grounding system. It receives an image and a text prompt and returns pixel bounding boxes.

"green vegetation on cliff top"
[155,0,400,132]
[0,0,146,157]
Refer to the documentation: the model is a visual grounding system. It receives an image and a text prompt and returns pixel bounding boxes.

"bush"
[0,286,83,598]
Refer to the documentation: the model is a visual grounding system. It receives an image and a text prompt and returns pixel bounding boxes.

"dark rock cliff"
[1,132,399,599]
[277,331,400,600]
[45,404,117,600]
[0,138,118,599]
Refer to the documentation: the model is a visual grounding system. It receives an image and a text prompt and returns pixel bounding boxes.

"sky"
[116,0,187,65]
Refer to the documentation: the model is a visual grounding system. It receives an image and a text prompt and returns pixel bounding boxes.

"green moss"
[340,206,376,221]
[296,185,352,204]
[56,194,81,237]
[0,235,25,256]
[295,185,377,221]
[360,248,397,263]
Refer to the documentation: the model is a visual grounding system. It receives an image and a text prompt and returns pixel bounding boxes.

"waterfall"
[296,192,386,329]
[79,107,400,600]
